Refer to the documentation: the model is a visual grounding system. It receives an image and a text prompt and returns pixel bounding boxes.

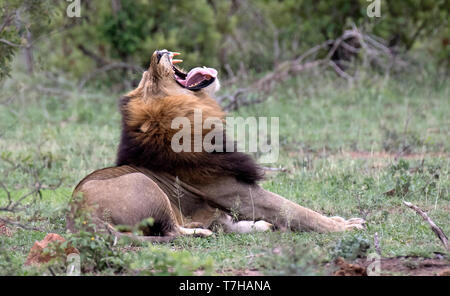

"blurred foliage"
[331,233,370,260]
[0,0,55,79]
[0,0,448,84]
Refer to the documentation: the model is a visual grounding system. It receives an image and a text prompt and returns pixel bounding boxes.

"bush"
[2,1,447,83]
[331,233,370,260]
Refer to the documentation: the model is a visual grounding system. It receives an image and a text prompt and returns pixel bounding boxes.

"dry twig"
[403,201,449,250]
[0,146,63,231]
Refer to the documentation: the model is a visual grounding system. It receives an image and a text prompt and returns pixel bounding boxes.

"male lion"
[67,50,365,242]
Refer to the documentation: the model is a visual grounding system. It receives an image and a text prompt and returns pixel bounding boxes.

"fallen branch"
[217,25,402,111]
[329,60,353,82]
[403,201,449,250]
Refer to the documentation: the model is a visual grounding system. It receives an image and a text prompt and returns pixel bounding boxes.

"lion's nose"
[156,50,182,64]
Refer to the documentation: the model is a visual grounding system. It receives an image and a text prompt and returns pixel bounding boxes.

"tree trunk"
[23,29,33,75]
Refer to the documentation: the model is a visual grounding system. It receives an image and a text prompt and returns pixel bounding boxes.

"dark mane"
[116,96,264,185]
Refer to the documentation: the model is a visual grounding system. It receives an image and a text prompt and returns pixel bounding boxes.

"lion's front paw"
[331,216,366,231]
[343,217,366,230]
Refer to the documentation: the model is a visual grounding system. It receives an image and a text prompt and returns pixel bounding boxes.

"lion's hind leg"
[70,167,214,243]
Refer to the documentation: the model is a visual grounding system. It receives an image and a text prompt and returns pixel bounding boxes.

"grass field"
[0,67,449,275]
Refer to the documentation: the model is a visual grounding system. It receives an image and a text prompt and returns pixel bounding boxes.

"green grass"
[0,68,449,275]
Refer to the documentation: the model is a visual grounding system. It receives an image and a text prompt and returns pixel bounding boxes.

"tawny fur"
[69,51,366,241]
[116,51,264,184]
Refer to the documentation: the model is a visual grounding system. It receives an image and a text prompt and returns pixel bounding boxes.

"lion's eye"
[156,50,169,64]
[156,52,163,63]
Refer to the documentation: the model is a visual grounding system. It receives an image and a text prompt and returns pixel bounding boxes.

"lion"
[67,50,365,242]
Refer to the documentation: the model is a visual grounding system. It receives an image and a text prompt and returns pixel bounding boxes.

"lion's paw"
[343,217,366,230]
[179,227,213,237]
[331,216,366,231]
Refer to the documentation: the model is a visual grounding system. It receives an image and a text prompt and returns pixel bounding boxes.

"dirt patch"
[332,255,450,276]
[24,233,79,266]
[333,257,367,276]
[0,223,13,237]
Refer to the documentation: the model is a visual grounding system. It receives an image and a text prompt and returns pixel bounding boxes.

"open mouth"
[158,50,217,91]
[174,65,217,91]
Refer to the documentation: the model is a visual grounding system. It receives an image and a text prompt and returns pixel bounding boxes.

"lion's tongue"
[177,67,218,88]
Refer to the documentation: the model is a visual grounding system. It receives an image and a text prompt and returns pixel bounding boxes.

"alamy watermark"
[366,252,381,276]
[171,109,280,163]
[367,0,381,18]
[66,0,81,18]
[66,253,80,276]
